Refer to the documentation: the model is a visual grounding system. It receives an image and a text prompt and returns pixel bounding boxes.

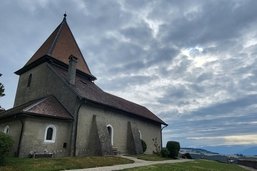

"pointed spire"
[23,15,95,80]
[63,12,67,21]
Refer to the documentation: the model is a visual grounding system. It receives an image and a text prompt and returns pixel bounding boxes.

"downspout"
[17,118,25,157]
[161,124,168,148]
[72,98,85,156]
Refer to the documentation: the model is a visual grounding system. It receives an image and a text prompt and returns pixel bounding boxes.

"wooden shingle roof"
[0,96,73,120]
[52,65,167,125]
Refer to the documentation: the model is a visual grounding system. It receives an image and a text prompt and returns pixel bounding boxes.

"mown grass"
[123,160,248,171]
[0,156,133,171]
[136,154,170,161]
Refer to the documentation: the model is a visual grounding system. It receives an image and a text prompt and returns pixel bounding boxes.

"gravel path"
[65,156,192,171]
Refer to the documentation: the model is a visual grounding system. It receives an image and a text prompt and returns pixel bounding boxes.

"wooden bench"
[29,152,53,158]
[112,147,119,155]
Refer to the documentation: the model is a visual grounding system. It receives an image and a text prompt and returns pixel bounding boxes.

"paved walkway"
[66,156,192,171]
[239,165,257,171]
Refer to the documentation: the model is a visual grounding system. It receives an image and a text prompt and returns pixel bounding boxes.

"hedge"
[166,141,180,159]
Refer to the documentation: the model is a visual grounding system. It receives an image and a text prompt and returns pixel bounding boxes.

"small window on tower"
[27,74,32,87]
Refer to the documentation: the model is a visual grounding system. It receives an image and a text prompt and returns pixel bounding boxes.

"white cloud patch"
[188,134,257,146]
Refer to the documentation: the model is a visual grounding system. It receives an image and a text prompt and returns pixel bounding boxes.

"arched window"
[44,125,56,143]
[106,124,113,146]
[46,127,53,140]
[138,130,142,139]
[27,74,32,87]
[3,125,9,134]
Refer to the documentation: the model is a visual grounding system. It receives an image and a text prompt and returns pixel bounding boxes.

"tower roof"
[20,15,95,79]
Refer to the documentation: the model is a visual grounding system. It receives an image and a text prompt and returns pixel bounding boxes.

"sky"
[1,0,257,150]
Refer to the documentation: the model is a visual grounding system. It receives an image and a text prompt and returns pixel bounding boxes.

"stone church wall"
[19,117,72,157]
[76,104,161,155]
[14,63,78,116]
[14,63,50,107]
[0,120,23,156]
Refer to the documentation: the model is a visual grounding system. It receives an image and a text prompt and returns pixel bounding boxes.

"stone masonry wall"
[0,120,22,156]
[76,104,161,155]
[19,117,72,157]
[14,63,78,115]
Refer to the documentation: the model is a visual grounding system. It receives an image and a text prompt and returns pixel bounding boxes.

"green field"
[123,160,248,171]
[0,156,133,171]
[0,156,250,171]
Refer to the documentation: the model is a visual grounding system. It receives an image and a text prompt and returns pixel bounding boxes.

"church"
[0,15,167,157]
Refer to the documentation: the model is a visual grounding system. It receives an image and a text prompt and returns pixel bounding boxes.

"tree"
[0,132,13,165]
[0,73,5,97]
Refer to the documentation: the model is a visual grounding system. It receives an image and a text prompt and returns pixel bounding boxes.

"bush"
[160,148,169,158]
[141,139,147,153]
[166,141,180,159]
[0,132,13,165]
[181,153,192,159]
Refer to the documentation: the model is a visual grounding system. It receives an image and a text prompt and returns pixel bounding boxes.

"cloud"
[188,134,257,146]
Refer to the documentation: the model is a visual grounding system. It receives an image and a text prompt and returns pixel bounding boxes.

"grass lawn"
[0,156,134,171]
[135,154,170,161]
[122,160,248,171]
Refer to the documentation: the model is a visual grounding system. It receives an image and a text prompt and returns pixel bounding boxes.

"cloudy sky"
[1,0,257,149]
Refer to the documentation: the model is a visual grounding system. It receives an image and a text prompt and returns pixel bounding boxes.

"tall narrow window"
[44,125,56,143]
[3,125,9,134]
[27,74,32,87]
[46,127,53,140]
[106,124,113,146]
[138,130,142,139]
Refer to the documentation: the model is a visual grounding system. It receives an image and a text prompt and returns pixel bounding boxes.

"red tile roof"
[0,96,73,120]
[52,65,167,125]
[25,17,94,79]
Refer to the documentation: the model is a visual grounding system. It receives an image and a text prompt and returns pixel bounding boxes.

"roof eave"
[84,98,166,125]
[15,55,96,81]
[0,111,73,121]
[24,112,74,121]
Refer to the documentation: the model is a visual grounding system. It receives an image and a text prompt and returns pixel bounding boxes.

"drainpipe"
[17,118,25,157]
[161,124,168,148]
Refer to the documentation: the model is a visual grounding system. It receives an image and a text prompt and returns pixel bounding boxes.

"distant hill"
[202,145,257,156]
[180,148,219,155]
[240,146,257,156]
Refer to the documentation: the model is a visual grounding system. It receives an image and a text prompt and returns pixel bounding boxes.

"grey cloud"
[157,0,257,48]
[120,23,153,44]
[98,75,155,91]
[158,86,187,104]
[189,94,257,116]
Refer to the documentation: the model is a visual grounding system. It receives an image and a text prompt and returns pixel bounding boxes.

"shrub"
[0,132,13,165]
[141,139,147,153]
[166,141,180,159]
[181,153,192,159]
[160,148,169,158]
